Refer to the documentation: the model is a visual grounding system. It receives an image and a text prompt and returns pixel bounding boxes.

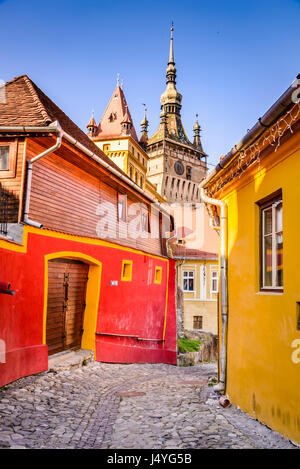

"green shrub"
[177,337,201,354]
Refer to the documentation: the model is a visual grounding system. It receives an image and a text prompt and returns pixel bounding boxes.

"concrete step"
[48,349,94,372]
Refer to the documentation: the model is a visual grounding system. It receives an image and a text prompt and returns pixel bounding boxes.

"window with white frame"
[257,190,283,291]
[211,270,218,293]
[183,271,194,292]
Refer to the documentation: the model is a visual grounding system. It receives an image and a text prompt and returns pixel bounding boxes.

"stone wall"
[177,330,218,366]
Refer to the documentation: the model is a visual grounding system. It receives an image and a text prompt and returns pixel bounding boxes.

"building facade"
[174,248,218,335]
[200,77,300,445]
[0,75,177,388]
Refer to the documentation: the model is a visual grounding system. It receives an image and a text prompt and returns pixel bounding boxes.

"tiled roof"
[0,75,132,179]
[96,85,138,142]
[172,245,218,259]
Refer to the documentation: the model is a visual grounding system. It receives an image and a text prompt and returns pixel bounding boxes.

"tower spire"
[169,22,174,64]
[166,24,176,86]
[159,24,182,119]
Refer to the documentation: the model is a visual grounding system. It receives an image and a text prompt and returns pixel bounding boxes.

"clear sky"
[1,0,300,166]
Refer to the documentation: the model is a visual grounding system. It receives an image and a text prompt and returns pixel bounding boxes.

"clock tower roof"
[148,26,204,156]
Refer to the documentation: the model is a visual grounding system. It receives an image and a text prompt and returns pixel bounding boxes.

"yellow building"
[200,76,300,445]
[97,136,147,190]
[174,249,218,335]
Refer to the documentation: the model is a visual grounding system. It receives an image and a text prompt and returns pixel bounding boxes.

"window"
[154,266,162,284]
[0,146,9,170]
[0,142,17,178]
[186,166,192,180]
[183,271,194,291]
[103,144,111,151]
[118,194,127,222]
[211,270,218,293]
[129,166,133,180]
[193,316,203,329]
[257,190,283,291]
[121,260,132,282]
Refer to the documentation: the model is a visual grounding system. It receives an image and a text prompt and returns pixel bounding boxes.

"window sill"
[256,290,284,295]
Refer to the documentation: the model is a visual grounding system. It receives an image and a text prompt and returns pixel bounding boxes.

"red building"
[0,75,177,387]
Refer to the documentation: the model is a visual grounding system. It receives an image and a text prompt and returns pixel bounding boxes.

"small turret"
[87,111,97,138]
[139,106,149,148]
[121,106,133,135]
[193,114,203,150]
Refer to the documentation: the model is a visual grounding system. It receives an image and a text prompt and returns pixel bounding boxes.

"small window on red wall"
[0,141,17,179]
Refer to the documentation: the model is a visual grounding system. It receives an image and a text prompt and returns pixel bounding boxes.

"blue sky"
[1,0,299,166]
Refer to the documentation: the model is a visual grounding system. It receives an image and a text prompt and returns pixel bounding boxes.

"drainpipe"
[23,121,63,228]
[199,187,228,393]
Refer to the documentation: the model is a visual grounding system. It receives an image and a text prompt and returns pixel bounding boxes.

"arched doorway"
[46,258,89,355]
[43,252,102,356]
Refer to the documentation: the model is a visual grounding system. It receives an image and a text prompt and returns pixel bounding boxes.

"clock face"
[174,161,184,176]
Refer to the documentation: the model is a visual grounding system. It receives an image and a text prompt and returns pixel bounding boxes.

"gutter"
[23,121,63,228]
[0,123,161,206]
[0,122,172,225]
[200,74,300,189]
[62,132,160,205]
[199,186,228,393]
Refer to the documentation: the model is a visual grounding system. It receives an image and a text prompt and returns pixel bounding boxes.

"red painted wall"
[0,230,177,387]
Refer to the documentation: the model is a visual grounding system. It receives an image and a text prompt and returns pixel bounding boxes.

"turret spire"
[166,24,177,86]
[169,23,174,64]
[139,104,149,148]
[193,114,204,152]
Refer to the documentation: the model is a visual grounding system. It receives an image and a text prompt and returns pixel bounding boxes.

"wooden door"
[46,259,89,355]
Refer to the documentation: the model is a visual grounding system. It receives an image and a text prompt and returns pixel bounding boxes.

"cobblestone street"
[0,360,297,450]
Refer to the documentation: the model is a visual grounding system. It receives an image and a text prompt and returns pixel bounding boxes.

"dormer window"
[108,113,117,122]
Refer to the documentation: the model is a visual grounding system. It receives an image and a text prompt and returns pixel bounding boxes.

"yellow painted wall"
[94,138,148,190]
[178,260,218,335]
[220,135,300,444]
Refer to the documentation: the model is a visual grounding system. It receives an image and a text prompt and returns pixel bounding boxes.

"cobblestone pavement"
[0,361,298,449]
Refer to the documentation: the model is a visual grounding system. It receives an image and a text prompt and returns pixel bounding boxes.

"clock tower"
[146,27,208,203]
